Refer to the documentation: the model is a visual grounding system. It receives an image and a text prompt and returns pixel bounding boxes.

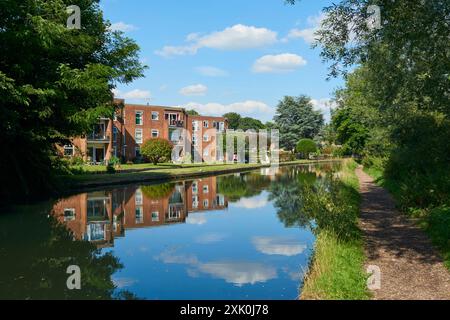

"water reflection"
[51,177,228,249]
[0,162,341,300]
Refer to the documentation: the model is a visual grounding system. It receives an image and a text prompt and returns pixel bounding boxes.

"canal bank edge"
[300,159,371,300]
[60,159,343,195]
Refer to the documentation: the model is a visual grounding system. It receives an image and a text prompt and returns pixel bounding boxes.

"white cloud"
[233,194,269,209]
[311,98,337,123]
[155,24,277,57]
[109,21,138,32]
[198,262,277,286]
[252,237,307,257]
[113,89,151,100]
[183,100,272,118]
[180,84,208,96]
[186,213,207,225]
[195,66,229,77]
[113,277,137,288]
[252,53,307,73]
[285,12,326,44]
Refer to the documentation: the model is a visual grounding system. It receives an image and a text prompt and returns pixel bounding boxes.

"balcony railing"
[169,120,184,128]
[87,133,110,142]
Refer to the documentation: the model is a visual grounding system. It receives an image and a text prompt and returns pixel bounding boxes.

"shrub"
[69,156,85,166]
[141,183,175,199]
[108,156,121,166]
[141,138,173,165]
[296,139,317,159]
[106,163,116,174]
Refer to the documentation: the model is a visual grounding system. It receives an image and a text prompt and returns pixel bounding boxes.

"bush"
[69,156,84,166]
[108,156,121,166]
[296,139,317,159]
[141,138,174,165]
[106,163,116,174]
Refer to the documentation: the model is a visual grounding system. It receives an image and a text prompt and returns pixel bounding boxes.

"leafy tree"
[0,0,146,202]
[296,139,317,158]
[186,110,199,116]
[141,183,175,200]
[141,138,173,165]
[237,117,266,131]
[274,95,324,152]
[222,112,241,130]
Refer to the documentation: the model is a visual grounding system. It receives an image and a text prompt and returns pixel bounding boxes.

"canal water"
[0,162,340,300]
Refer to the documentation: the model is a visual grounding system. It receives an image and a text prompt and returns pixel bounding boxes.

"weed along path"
[356,167,450,300]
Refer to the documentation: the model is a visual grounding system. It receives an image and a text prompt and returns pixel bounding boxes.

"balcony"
[169,120,184,128]
[87,133,110,143]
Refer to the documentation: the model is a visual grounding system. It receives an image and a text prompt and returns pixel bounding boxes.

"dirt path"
[356,167,450,300]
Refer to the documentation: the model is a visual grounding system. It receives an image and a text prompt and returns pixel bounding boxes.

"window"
[135,206,144,224]
[64,208,76,222]
[219,122,225,131]
[135,146,141,158]
[152,211,159,222]
[192,181,198,194]
[135,189,143,206]
[192,120,199,132]
[203,199,209,208]
[135,129,143,144]
[217,194,225,206]
[152,111,159,120]
[203,134,209,142]
[192,196,199,208]
[192,135,198,146]
[203,120,209,128]
[203,185,209,194]
[113,127,118,143]
[135,111,143,125]
[63,145,74,156]
[151,129,159,138]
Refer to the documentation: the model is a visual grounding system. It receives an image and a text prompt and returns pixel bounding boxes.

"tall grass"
[300,160,370,300]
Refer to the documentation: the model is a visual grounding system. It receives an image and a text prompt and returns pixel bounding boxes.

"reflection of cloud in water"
[155,248,277,286]
[198,262,277,287]
[252,236,307,256]
[195,232,228,244]
[233,194,269,209]
[113,277,138,288]
[186,213,207,225]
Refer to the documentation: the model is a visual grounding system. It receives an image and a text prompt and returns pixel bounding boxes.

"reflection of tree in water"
[0,203,137,300]
[217,173,272,201]
[141,183,176,200]
[270,164,361,242]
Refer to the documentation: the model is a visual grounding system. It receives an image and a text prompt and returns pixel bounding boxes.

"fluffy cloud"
[252,237,307,257]
[180,84,208,96]
[156,24,277,57]
[285,13,326,44]
[233,194,269,209]
[198,262,277,286]
[186,213,207,225]
[310,98,337,123]
[182,100,272,118]
[113,88,151,100]
[109,22,138,32]
[252,53,307,73]
[195,66,229,77]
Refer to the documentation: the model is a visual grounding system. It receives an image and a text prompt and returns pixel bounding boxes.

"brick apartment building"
[59,99,228,164]
[51,177,228,248]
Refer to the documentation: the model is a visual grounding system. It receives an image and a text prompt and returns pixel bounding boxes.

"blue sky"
[101,0,343,122]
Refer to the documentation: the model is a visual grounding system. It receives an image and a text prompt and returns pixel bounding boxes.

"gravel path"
[356,167,450,300]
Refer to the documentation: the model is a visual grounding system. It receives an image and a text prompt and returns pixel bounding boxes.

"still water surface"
[0,163,340,300]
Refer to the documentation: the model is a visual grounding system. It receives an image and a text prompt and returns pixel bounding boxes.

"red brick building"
[58,99,227,164]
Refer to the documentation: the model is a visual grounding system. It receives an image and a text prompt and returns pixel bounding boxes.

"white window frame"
[203,134,209,142]
[192,120,199,132]
[135,189,143,206]
[151,129,159,138]
[203,185,209,194]
[63,144,74,157]
[135,111,143,125]
[203,120,209,128]
[135,128,143,144]
[203,199,209,208]
[64,208,76,221]
[192,134,198,146]
[151,111,159,121]
[135,206,144,224]
[151,211,159,222]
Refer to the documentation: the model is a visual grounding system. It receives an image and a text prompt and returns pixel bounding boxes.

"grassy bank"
[364,165,450,271]
[301,160,370,300]
[59,159,340,192]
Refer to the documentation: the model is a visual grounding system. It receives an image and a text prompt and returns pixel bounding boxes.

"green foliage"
[186,110,199,116]
[141,183,175,200]
[222,112,266,131]
[108,156,121,166]
[296,139,317,158]
[140,138,173,165]
[106,163,116,174]
[0,0,146,202]
[274,95,324,152]
[223,112,241,130]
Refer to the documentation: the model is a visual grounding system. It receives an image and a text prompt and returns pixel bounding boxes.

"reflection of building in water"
[51,177,227,248]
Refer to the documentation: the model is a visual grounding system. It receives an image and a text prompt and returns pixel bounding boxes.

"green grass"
[364,165,450,271]
[301,160,370,300]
